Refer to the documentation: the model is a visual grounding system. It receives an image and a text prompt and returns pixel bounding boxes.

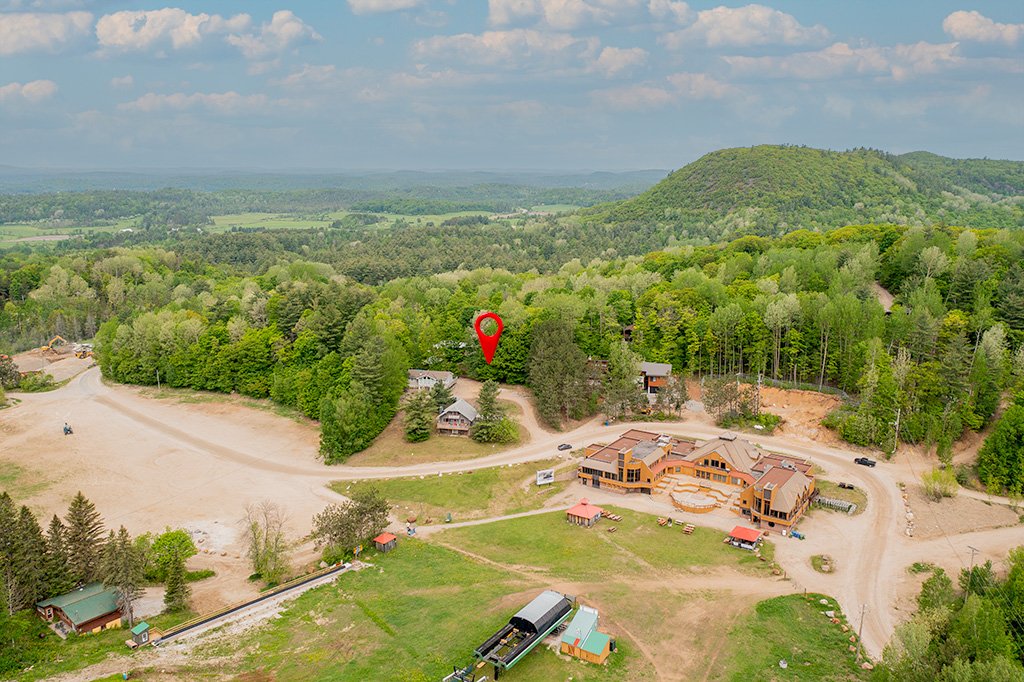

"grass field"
[0,219,135,247]
[815,480,868,515]
[435,507,775,580]
[713,594,868,681]
[346,399,527,467]
[0,460,52,499]
[335,458,571,522]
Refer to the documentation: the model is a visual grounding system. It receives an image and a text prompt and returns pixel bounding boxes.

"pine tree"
[0,493,22,615]
[470,380,505,443]
[12,506,45,608]
[604,340,643,419]
[162,556,190,612]
[44,515,74,597]
[101,526,143,627]
[65,492,104,585]
[527,319,588,427]
[428,380,454,414]
[403,390,434,443]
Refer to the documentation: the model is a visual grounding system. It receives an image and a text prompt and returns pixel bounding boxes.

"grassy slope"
[814,480,869,516]
[335,458,570,521]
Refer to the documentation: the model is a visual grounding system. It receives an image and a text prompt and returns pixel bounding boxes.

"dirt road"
[3,367,1020,660]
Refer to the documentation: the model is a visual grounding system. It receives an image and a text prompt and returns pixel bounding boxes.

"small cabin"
[566,499,604,527]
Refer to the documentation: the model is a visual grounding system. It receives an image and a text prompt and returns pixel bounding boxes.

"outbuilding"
[373,532,398,553]
[727,525,763,550]
[566,499,604,527]
[560,606,612,664]
[36,582,122,635]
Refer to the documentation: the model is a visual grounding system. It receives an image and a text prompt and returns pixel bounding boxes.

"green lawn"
[0,460,51,499]
[435,507,775,580]
[815,480,868,516]
[335,458,570,522]
[191,540,651,682]
[0,219,135,247]
[712,594,869,681]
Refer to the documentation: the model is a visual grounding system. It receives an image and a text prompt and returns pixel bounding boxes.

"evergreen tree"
[100,526,143,627]
[428,380,455,414]
[12,507,45,609]
[604,340,643,419]
[64,492,104,585]
[403,390,434,443]
[977,403,1024,495]
[162,556,190,612]
[527,319,588,428]
[43,516,74,597]
[471,380,516,443]
[0,493,22,615]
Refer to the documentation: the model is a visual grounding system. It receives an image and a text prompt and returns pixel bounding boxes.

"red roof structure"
[566,499,604,519]
[373,532,397,544]
[728,526,762,543]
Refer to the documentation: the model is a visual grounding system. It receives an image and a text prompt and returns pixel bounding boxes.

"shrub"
[922,467,958,501]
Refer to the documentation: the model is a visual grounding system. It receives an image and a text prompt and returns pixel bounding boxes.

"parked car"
[838,482,855,490]
[557,443,572,451]
[854,457,876,468]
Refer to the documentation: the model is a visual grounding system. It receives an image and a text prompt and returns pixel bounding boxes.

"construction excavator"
[40,335,67,352]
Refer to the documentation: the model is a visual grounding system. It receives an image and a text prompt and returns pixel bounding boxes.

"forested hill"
[595,146,1024,236]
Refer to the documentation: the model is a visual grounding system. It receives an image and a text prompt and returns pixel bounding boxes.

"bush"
[17,372,58,392]
[922,467,958,501]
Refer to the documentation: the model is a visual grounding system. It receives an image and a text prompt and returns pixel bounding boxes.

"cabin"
[373,532,397,553]
[437,398,479,436]
[407,369,456,391]
[639,361,671,398]
[36,582,122,635]
[565,499,603,527]
[560,605,613,664]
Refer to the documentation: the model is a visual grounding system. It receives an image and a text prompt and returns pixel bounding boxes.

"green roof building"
[36,582,123,635]
[560,606,613,664]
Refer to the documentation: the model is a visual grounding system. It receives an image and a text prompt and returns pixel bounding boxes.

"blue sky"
[0,1,1021,170]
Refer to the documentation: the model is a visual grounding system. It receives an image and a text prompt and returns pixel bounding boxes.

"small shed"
[560,606,612,664]
[373,532,398,553]
[566,499,604,527]
[727,525,763,550]
[130,621,150,645]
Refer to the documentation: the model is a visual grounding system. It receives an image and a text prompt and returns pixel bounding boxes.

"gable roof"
[131,621,150,635]
[687,435,762,476]
[439,398,478,422]
[373,532,397,544]
[37,582,120,627]
[758,466,813,512]
[640,361,671,377]
[561,607,598,646]
[408,369,454,382]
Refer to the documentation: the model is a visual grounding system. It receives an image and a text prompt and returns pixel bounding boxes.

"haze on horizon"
[1,0,1022,171]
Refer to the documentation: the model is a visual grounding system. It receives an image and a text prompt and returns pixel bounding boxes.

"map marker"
[474,312,503,364]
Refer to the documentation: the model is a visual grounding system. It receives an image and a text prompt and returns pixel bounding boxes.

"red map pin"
[474,312,503,364]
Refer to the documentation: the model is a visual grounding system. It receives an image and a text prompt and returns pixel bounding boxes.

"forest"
[2,219,1023,482]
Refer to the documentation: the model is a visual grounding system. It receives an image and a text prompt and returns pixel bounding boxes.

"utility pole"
[890,406,901,458]
[966,545,980,603]
[156,369,160,391]
[856,604,867,664]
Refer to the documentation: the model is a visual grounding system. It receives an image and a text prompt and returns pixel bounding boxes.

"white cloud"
[110,75,134,89]
[225,10,321,59]
[118,91,271,114]
[0,11,92,55]
[661,4,830,49]
[592,71,733,109]
[348,0,422,14]
[0,80,58,104]
[413,29,599,69]
[724,41,963,81]
[489,0,644,30]
[593,46,648,77]
[271,64,338,88]
[665,72,734,98]
[943,10,1022,45]
[95,8,250,52]
[648,0,691,24]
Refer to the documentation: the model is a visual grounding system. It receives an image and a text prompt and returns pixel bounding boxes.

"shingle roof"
[687,435,762,476]
[640,362,672,377]
[439,398,478,422]
[408,369,454,382]
[758,466,812,513]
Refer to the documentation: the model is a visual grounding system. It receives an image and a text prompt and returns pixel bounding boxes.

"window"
[626,469,641,483]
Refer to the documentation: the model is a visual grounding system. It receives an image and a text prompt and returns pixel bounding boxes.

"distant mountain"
[596,145,1023,235]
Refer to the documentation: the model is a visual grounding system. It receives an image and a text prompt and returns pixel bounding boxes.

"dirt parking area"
[906,485,1020,539]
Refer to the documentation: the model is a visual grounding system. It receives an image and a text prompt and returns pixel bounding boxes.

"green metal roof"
[36,582,119,627]
[131,621,150,635]
[561,608,598,646]
[582,630,611,656]
[36,582,106,609]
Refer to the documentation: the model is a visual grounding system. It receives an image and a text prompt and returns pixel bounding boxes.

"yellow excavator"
[41,335,67,352]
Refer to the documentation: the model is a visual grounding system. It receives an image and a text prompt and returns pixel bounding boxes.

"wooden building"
[36,582,122,635]
[373,532,398,553]
[407,369,456,391]
[437,398,478,436]
[578,429,695,494]
[560,606,612,664]
[565,499,603,527]
[639,362,671,398]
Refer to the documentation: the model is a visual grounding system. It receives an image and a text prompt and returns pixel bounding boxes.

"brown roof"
[686,435,762,476]
[756,466,813,513]
[753,453,811,475]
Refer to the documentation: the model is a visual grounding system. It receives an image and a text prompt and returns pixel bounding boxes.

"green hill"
[597,145,1023,236]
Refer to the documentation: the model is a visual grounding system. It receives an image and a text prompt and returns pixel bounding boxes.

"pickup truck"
[854,457,876,468]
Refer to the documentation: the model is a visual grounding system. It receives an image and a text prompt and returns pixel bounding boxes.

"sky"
[0,1,1021,170]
